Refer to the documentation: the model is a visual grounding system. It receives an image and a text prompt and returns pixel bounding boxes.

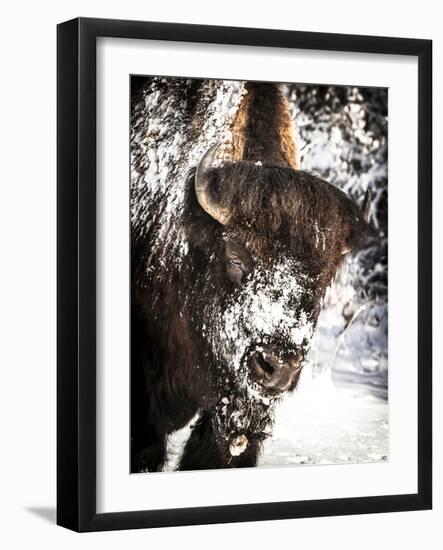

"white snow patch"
[210,258,315,376]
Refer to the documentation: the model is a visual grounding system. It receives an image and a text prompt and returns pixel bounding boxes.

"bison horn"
[195,145,231,225]
[361,187,372,223]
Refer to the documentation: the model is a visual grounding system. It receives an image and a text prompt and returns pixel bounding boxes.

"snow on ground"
[165,297,388,471]
[263,298,388,467]
[260,368,388,467]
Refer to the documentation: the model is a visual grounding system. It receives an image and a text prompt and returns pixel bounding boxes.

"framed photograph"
[57,17,432,532]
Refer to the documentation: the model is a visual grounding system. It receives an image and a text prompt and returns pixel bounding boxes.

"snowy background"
[135,81,389,470]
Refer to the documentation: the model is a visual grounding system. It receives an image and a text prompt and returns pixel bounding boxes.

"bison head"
[182,145,374,447]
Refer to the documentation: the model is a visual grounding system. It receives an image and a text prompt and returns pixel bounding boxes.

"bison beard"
[130,78,374,472]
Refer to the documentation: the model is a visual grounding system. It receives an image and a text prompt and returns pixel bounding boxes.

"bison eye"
[227,260,244,285]
[224,240,252,284]
[229,256,243,268]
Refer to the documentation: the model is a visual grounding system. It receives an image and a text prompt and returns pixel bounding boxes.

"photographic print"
[130,76,388,474]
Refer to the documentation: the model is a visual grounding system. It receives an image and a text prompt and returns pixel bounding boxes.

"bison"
[130,79,374,472]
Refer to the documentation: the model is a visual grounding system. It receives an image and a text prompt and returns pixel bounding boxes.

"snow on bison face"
[209,246,317,397]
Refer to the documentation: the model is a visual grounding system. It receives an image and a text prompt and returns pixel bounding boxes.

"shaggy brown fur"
[228,82,298,168]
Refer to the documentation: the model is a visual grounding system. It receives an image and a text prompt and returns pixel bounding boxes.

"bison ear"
[341,222,375,256]
[341,188,377,255]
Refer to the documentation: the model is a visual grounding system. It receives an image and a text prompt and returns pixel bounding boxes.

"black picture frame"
[57,17,432,532]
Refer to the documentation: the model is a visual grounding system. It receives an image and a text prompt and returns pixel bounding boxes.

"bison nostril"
[248,347,302,394]
[254,352,276,380]
[254,352,276,379]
